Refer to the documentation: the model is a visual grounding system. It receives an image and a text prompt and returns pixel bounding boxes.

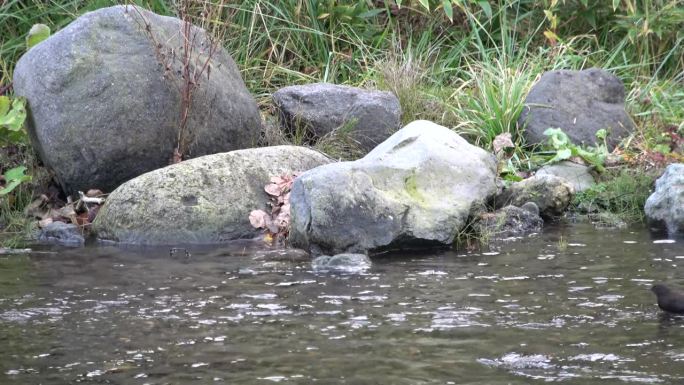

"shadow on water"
[0,222,683,384]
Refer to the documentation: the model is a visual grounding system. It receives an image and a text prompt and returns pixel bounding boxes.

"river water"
[1,222,683,384]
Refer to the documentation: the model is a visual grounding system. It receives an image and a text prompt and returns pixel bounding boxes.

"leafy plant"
[26,23,50,49]
[0,21,49,200]
[249,173,298,245]
[572,167,657,223]
[0,95,30,197]
[0,96,27,145]
[0,166,31,197]
[452,56,536,151]
[542,127,609,172]
[397,0,493,22]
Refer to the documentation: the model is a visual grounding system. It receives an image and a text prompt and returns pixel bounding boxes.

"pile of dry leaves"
[249,173,298,245]
[26,189,106,232]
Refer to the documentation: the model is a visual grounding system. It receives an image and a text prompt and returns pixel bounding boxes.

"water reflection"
[0,223,682,384]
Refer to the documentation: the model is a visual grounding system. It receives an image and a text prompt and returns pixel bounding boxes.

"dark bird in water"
[651,284,684,314]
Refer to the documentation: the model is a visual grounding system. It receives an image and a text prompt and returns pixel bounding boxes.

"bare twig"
[0,82,12,95]
[125,1,227,163]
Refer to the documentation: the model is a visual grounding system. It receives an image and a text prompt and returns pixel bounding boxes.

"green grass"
[572,168,659,224]
[0,182,36,248]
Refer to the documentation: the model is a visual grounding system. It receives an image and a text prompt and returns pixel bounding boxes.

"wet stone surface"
[0,223,683,384]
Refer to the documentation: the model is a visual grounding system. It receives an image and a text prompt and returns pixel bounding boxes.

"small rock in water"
[475,205,543,239]
[312,253,372,273]
[588,212,627,229]
[37,221,84,247]
[520,201,540,216]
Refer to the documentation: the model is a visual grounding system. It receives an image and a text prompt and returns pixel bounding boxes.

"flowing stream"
[1,222,683,384]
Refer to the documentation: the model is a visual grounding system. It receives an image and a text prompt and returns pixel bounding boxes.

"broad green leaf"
[418,0,430,11]
[443,0,453,22]
[5,129,27,144]
[595,128,607,141]
[547,148,572,164]
[478,1,492,19]
[543,127,569,149]
[27,24,50,49]
[575,148,605,172]
[396,0,402,7]
[0,97,27,132]
[612,0,620,11]
[502,173,523,182]
[0,166,31,196]
[0,96,9,116]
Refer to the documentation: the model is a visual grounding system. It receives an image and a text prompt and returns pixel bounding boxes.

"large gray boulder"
[92,146,331,245]
[645,164,684,235]
[289,120,498,255]
[272,83,401,152]
[519,68,634,150]
[13,5,262,194]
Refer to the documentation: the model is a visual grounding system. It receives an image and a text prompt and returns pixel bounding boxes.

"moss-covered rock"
[289,120,498,255]
[475,205,543,240]
[93,146,331,245]
[494,174,574,219]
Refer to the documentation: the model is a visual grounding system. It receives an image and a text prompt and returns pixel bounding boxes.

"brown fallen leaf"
[264,183,281,197]
[493,132,515,160]
[249,209,270,229]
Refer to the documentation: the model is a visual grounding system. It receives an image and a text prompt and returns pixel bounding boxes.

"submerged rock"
[93,146,331,245]
[645,163,684,235]
[519,68,634,150]
[494,174,574,219]
[13,5,262,194]
[290,120,498,255]
[37,221,84,247]
[273,83,401,152]
[476,205,543,239]
[312,253,372,273]
[536,161,596,192]
[587,212,627,229]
